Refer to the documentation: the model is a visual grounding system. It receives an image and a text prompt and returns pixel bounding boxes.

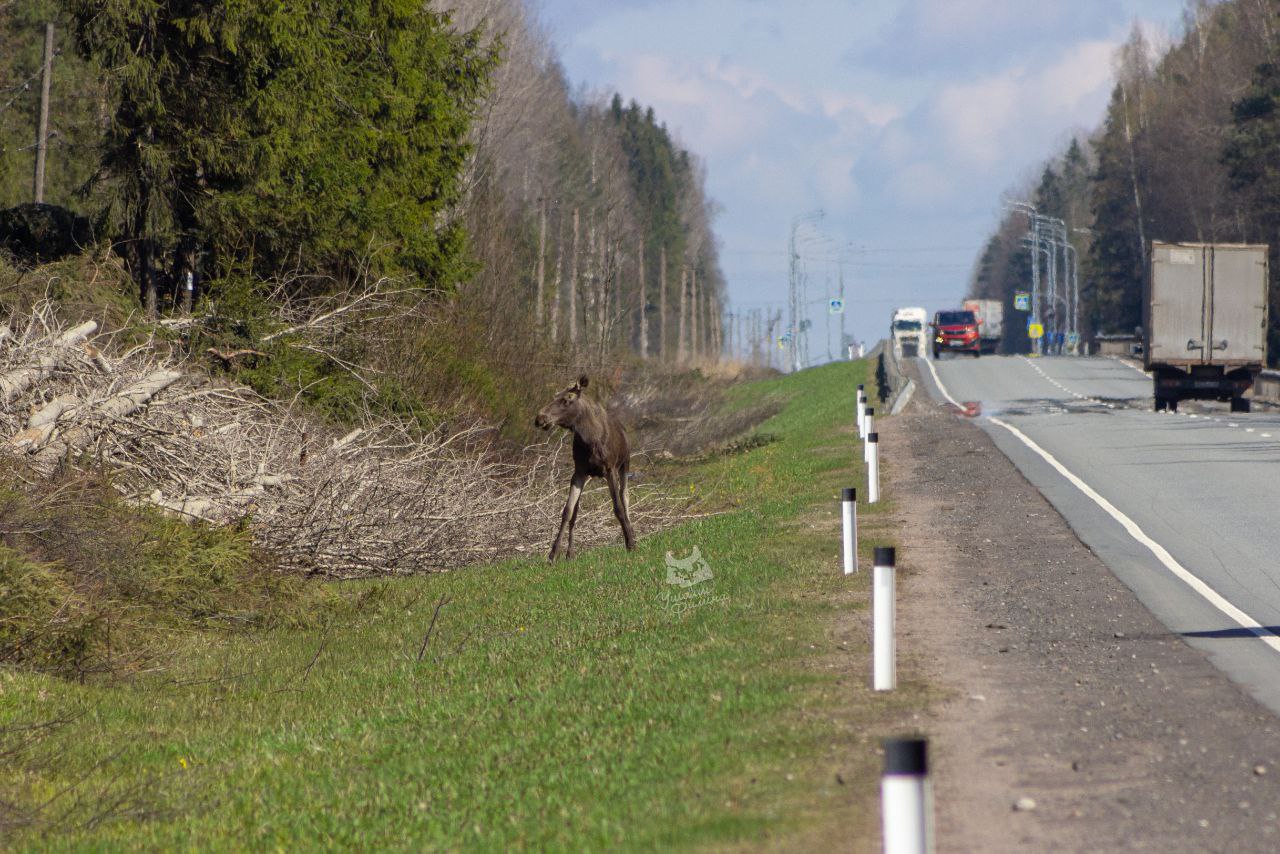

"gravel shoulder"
[885,370,1280,852]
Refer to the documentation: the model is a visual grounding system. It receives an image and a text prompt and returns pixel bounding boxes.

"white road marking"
[920,355,962,409]
[988,415,1280,654]
[1017,356,1110,407]
[925,360,1280,652]
[1108,355,1153,377]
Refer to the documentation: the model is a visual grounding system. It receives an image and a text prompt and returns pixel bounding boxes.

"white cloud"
[860,34,1126,209]
[540,0,1191,345]
[931,74,1022,169]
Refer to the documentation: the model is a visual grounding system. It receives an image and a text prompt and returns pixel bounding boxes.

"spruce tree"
[66,0,496,308]
[1086,86,1146,336]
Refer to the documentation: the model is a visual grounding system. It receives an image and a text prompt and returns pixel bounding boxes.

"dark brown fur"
[535,374,636,560]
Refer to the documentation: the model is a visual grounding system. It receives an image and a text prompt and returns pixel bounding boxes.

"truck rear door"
[1149,243,1207,364]
[1208,245,1267,366]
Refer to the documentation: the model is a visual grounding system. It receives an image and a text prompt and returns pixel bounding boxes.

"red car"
[931,309,981,359]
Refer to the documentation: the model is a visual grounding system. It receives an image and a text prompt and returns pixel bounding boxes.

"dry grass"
[0,302,686,579]
[612,364,783,459]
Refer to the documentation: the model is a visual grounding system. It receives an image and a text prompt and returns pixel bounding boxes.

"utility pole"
[33,23,54,204]
[788,210,823,373]
[789,225,799,373]
[1030,216,1042,354]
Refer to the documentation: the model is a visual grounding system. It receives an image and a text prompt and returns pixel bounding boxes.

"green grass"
[0,358,918,850]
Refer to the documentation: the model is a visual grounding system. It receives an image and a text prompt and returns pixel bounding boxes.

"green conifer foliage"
[66,0,496,296]
[1085,87,1146,336]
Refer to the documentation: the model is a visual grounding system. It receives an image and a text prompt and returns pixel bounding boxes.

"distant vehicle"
[931,309,981,359]
[962,298,1003,354]
[891,307,928,358]
[1145,241,1268,412]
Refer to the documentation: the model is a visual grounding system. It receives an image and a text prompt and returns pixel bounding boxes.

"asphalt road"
[918,353,1280,717]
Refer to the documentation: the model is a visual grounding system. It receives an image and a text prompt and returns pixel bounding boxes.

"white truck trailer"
[1145,241,1268,412]
[962,298,1004,354]
[891,307,928,358]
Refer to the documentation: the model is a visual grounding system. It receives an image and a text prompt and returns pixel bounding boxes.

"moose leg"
[606,468,636,551]
[549,473,586,562]
[565,475,587,559]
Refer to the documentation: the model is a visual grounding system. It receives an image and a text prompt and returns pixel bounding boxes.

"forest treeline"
[0,0,726,429]
[970,0,1280,359]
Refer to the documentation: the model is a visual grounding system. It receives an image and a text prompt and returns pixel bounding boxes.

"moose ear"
[577,374,589,389]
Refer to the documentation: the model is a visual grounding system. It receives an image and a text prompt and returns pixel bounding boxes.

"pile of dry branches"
[0,303,678,576]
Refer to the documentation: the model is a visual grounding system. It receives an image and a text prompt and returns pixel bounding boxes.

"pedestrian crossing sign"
[1014,292,1030,311]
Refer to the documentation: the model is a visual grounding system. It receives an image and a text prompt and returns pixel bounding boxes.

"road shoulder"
[885,382,1280,852]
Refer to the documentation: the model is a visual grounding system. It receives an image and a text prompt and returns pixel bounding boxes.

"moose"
[535,375,635,561]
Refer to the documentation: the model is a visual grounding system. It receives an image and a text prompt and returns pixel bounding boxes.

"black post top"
[883,737,927,775]
[874,546,895,566]
[841,487,856,502]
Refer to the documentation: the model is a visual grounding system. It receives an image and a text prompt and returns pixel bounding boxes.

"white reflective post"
[868,432,880,504]
[841,487,857,575]
[863,409,875,462]
[857,385,867,438]
[881,737,932,854]
[873,546,896,691]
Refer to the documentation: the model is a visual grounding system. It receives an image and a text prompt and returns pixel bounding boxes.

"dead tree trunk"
[677,265,688,363]
[658,247,667,361]
[535,200,547,326]
[638,237,647,359]
[690,264,699,361]
[569,208,579,346]
[0,321,98,405]
[31,369,182,471]
[550,213,563,341]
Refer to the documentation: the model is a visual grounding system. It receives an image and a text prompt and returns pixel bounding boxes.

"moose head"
[534,374,589,431]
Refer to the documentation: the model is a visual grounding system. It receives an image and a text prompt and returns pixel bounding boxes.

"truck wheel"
[1231,397,1251,413]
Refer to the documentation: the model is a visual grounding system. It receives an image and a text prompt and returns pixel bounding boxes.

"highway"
[917,353,1280,716]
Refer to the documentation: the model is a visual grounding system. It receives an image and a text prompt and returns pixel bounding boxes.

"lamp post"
[1006,201,1044,354]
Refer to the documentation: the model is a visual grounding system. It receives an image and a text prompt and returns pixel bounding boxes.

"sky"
[533,0,1190,364]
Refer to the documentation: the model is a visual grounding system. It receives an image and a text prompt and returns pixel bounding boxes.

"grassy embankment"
[1,357,924,850]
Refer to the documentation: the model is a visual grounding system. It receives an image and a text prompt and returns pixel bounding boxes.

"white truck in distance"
[891,307,928,358]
